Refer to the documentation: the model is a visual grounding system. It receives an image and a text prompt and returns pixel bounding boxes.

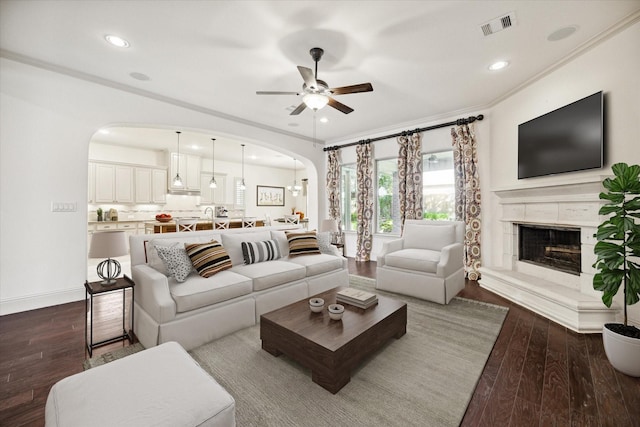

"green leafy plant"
[593,163,640,335]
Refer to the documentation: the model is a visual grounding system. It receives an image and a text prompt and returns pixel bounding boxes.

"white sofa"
[376,220,465,304]
[130,225,349,350]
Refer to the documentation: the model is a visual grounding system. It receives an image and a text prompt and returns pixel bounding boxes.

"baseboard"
[0,288,84,315]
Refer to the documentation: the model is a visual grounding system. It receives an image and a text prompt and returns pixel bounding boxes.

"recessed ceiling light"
[547,26,578,42]
[130,72,150,81]
[288,123,299,127]
[191,145,199,150]
[105,35,130,48]
[320,117,328,123]
[488,60,509,71]
[98,129,110,135]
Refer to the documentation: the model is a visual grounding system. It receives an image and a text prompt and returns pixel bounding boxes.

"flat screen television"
[518,91,603,179]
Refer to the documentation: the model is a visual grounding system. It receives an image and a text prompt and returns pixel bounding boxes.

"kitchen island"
[144,219,264,234]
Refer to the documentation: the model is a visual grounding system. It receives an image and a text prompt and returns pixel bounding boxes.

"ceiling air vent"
[480,12,517,36]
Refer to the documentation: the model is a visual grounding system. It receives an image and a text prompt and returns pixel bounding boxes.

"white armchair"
[376,220,465,304]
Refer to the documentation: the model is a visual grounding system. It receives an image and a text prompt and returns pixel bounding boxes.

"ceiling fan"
[256,47,373,115]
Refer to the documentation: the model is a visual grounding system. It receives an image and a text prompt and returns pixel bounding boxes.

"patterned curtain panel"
[397,132,424,229]
[451,124,482,280]
[326,149,342,229]
[355,143,374,261]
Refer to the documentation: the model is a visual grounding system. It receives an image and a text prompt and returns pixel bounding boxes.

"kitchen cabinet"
[88,163,95,203]
[152,169,167,203]
[135,167,167,204]
[169,152,201,192]
[94,163,134,203]
[199,173,227,205]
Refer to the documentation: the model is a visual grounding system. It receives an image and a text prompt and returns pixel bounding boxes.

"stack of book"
[336,288,378,309]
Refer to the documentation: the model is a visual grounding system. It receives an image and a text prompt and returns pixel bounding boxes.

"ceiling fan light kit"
[257,47,373,116]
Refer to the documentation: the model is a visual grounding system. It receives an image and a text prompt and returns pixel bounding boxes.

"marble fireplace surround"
[479,176,618,333]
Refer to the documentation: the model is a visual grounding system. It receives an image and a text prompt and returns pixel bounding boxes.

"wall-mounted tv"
[518,91,603,179]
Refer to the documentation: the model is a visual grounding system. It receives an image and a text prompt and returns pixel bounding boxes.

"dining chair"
[242,217,257,228]
[214,219,230,229]
[175,217,199,232]
[284,215,299,225]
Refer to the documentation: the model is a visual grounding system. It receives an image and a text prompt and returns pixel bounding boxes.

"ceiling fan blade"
[328,97,354,114]
[290,102,307,115]
[256,91,299,95]
[297,66,317,90]
[329,83,373,95]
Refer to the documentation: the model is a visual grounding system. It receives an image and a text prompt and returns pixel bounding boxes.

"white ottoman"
[45,341,235,427]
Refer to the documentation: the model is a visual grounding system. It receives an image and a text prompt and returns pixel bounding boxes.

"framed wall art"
[256,185,285,206]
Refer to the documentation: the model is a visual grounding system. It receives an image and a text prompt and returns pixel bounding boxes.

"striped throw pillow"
[286,231,321,256]
[185,240,232,278]
[241,239,281,265]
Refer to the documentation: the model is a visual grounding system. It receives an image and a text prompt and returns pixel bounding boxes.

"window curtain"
[326,149,342,229]
[355,143,373,261]
[451,123,482,280]
[397,132,423,229]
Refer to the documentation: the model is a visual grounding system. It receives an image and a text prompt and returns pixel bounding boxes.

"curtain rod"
[323,114,484,151]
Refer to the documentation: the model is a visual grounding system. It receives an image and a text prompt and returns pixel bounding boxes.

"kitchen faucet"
[204,207,214,223]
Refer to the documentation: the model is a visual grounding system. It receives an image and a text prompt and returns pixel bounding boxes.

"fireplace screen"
[518,224,581,275]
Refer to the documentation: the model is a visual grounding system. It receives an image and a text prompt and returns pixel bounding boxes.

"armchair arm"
[437,242,464,278]
[131,264,177,323]
[377,239,404,267]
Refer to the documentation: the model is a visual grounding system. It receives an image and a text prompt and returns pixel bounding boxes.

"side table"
[85,275,135,357]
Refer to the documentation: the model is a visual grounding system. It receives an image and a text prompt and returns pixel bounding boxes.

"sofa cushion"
[270,230,290,257]
[384,248,440,273]
[403,224,455,251]
[185,240,232,278]
[231,260,306,291]
[222,231,272,266]
[155,243,194,283]
[146,235,220,275]
[286,253,343,276]
[169,270,253,313]
[316,232,342,256]
[286,230,321,256]
[241,240,281,265]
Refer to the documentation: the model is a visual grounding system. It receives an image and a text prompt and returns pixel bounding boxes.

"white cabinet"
[94,163,134,203]
[152,169,167,203]
[134,168,166,204]
[135,168,152,203]
[169,153,201,192]
[199,173,227,205]
[88,163,95,203]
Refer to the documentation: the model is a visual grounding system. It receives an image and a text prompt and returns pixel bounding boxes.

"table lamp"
[320,219,340,244]
[89,231,128,285]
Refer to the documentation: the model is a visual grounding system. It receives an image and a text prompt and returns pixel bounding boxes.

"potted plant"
[96,207,103,222]
[593,162,640,377]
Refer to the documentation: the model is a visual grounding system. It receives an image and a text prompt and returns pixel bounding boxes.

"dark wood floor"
[1,261,639,426]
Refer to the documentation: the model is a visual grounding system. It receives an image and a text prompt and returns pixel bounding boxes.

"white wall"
[485,22,640,322]
[0,58,324,315]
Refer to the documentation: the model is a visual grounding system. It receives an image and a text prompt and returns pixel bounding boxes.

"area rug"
[85,275,508,426]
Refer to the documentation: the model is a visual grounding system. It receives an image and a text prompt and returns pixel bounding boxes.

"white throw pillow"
[155,243,193,283]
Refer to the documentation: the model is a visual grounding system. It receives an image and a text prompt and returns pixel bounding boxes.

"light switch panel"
[51,202,77,212]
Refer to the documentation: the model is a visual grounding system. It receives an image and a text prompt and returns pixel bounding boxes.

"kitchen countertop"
[88,220,146,224]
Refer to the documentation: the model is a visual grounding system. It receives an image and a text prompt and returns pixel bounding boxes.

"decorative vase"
[603,323,640,377]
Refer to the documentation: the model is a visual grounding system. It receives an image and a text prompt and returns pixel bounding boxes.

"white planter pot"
[603,324,640,377]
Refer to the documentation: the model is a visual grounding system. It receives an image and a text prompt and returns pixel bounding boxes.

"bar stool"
[176,218,199,232]
[214,219,230,229]
[242,217,256,228]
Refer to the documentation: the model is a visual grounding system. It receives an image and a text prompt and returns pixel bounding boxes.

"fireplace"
[518,224,581,275]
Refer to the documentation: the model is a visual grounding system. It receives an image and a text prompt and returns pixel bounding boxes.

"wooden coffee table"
[260,287,407,393]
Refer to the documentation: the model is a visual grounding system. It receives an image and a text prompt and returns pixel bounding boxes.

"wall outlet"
[51,202,77,212]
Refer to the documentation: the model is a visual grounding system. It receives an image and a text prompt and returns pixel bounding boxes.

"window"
[376,159,400,234]
[340,164,357,232]
[234,177,245,208]
[423,151,455,220]
[339,150,455,236]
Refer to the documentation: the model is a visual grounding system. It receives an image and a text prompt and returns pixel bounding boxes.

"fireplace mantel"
[480,175,618,333]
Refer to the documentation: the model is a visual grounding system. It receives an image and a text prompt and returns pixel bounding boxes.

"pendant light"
[172,131,183,187]
[239,144,246,190]
[287,158,302,197]
[209,138,217,188]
